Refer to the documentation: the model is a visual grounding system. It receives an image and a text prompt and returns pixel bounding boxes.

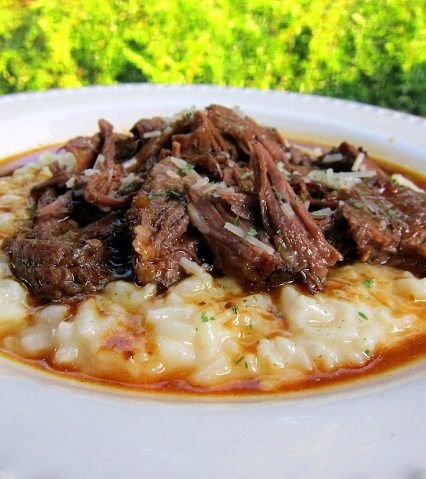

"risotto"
[0,105,425,394]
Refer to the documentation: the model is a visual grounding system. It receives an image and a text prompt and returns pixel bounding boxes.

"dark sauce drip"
[106,227,135,281]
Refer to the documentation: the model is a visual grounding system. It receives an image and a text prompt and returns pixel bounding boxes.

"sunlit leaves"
[0,0,425,115]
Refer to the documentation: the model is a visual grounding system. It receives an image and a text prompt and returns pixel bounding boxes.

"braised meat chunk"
[186,185,279,286]
[5,234,109,301]
[336,177,426,275]
[128,194,201,289]
[252,141,342,291]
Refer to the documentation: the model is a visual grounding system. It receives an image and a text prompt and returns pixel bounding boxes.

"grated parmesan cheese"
[311,207,334,217]
[352,152,366,171]
[322,153,344,164]
[224,222,275,256]
[308,168,376,189]
[166,170,180,179]
[179,257,206,276]
[391,174,425,193]
[295,145,323,158]
[142,130,162,139]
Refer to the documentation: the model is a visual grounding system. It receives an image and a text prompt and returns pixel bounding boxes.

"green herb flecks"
[358,311,369,321]
[362,278,375,289]
[167,190,185,200]
[234,216,241,226]
[235,356,245,365]
[385,207,397,218]
[244,227,257,238]
[240,170,254,180]
[201,311,215,323]
[364,349,373,358]
[176,163,195,177]
[232,304,239,314]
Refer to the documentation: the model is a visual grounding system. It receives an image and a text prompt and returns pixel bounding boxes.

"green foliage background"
[1,0,425,115]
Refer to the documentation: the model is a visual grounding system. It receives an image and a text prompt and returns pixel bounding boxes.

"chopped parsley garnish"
[201,311,215,322]
[244,361,249,369]
[364,349,372,358]
[362,278,375,289]
[235,356,245,365]
[240,170,254,180]
[232,304,239,314]
[358,311,369,321]
[385,207,397,218]
[244,227,257,238]
[176,163,195,177]
[234,216,241,226]
[377,199,397,219]
[166,190,185,200]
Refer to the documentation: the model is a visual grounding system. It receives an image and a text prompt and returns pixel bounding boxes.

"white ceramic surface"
[0,85,425,479]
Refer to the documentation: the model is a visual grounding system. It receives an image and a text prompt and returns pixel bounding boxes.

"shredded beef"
[186,186,280,285]
[131,117,167,138]
[251,141,342,291]
[335,178,426,275]
[127,158,202,289]
[63,133,102,172]
[4,192,130,301]
[5,235,109,301]
[3,104,425,302]
[128,194,200,288]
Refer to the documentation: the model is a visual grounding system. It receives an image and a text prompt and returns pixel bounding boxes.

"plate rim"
[0,82,424,403]
[0,83,425,126]
[0,83,425,479]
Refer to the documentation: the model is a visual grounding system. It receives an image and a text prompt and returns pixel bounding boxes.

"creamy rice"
[0,155,425,392]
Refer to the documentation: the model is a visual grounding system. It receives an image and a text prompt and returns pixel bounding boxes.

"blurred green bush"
[1,0,425,115]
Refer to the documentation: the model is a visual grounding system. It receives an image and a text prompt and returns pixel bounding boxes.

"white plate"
[0,85,425,479]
